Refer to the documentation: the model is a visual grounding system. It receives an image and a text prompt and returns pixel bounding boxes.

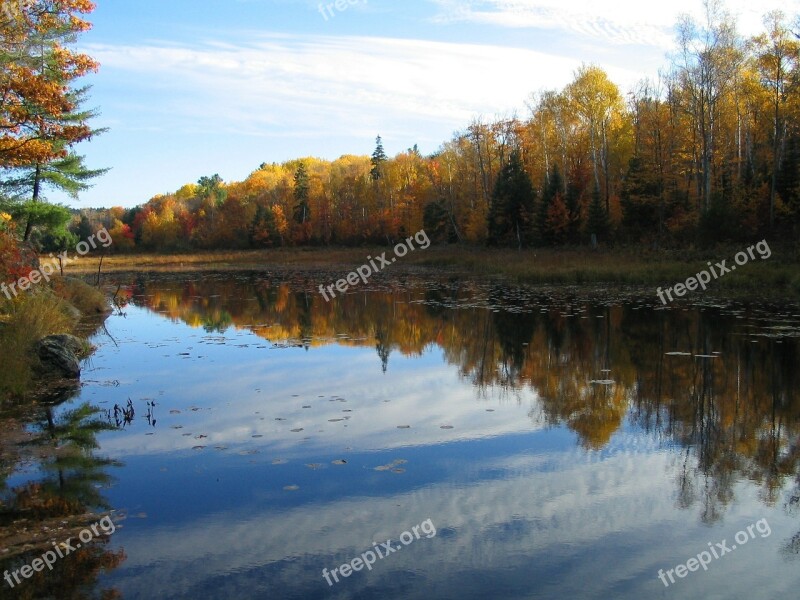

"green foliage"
[487,151,535,248]
[72,214,94,241]
[370,135,387,181]
[423,200,453,244]
[0,199,72,246]
[292,162,310,225]
[37,227,78,253]
[586,182,610,243]
[621,157,662,242]
[698,195,746,246]
[197,174,227,205]
[536,165,564,245]
[1,148,107,196]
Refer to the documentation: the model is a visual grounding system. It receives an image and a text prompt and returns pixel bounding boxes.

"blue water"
[2,274,799,599]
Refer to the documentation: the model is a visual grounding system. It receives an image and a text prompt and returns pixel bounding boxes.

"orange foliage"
[0,0,98,167]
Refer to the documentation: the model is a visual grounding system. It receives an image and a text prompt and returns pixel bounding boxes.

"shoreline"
[45,246,800,297]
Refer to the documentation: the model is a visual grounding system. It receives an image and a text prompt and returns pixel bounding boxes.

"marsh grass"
[0,291,78,397]
[51,276,110,315]
[55,246,800,295]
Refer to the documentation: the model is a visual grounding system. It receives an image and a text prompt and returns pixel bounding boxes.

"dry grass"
[0,275,108,398]
[50,276,110,315]
[0,291,79,396]
[40,248,376,273]
[53,246,800,294]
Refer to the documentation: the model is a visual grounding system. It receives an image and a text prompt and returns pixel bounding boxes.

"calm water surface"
[2,272,800,599]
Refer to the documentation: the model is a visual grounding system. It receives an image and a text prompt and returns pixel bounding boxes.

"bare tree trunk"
[23,162,42,242]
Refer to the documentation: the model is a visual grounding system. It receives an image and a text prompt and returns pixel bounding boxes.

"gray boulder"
[35,334,88,379]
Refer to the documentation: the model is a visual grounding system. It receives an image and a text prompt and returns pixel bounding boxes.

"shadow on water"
[0,319,126,599]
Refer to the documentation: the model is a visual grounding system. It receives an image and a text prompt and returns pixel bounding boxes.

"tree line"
[2,1,800,255]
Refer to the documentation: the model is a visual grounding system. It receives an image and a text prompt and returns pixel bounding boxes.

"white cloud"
[102,447,795,599]
[94,333,545,458]
[84,33,643,144]
[429,0,772,48]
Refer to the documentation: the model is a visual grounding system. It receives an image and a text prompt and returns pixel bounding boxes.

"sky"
[68,0,776,208]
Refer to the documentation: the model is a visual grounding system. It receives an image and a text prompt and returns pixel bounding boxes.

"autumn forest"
[3,2,800,599]
[54,7,800,254]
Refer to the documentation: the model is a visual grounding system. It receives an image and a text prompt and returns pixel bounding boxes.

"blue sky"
[71,0,771,208]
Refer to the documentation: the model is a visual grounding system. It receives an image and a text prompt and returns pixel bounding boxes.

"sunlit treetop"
[0,0,98,167]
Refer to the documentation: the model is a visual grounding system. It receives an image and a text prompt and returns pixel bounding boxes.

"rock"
[35,334,88,379]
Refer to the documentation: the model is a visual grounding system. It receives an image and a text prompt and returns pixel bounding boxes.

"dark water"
[2,272,800,599]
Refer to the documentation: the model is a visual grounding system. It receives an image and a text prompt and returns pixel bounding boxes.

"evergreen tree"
[423,200,456,244]
[73,214,94,242]
[292,162,310,224]
[487,151,534,248]
[620,156,661,242]
[0,82,108,241]
[586,182,610,244]
[565,179,582,244]
[251,204,279,247]
[0,1,98,167]
[536,165,563,245]
[370,135,387,181]
[2,151,108,241]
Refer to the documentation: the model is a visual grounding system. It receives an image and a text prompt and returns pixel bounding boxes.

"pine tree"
[0,81,107,241]
[251,204,279,247]
[620,156,661,242]
[423,200,449,243]
[565,179,582,244]
[2,150,109,240]
[487,151,534,248]
[292,162,310,224]
[586,182,610,244]
[536,165,563,245]
[0,1,99,167]
[370,135,387,181]
[197,174,227,205]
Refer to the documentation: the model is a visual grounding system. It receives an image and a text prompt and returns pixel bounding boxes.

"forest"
[1,2,799,258]
[27,5,797,254]
[2,4,800,255]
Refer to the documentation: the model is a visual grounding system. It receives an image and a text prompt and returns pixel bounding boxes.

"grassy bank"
[0,277,109,398]
[50,245,800,294]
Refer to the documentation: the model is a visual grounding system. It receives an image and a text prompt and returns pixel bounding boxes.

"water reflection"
[0,383,126,598]
[120,275,800,521]
[113,275,800,594]
[4,273,800,599]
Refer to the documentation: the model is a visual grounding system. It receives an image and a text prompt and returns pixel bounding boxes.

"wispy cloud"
[428,0,770,49]
[85,33,642,143]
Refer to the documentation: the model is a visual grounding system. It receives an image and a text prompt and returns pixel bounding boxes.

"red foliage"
[0,229,30,283]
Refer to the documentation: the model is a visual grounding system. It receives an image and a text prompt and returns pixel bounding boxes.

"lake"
[2,271,799,599]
